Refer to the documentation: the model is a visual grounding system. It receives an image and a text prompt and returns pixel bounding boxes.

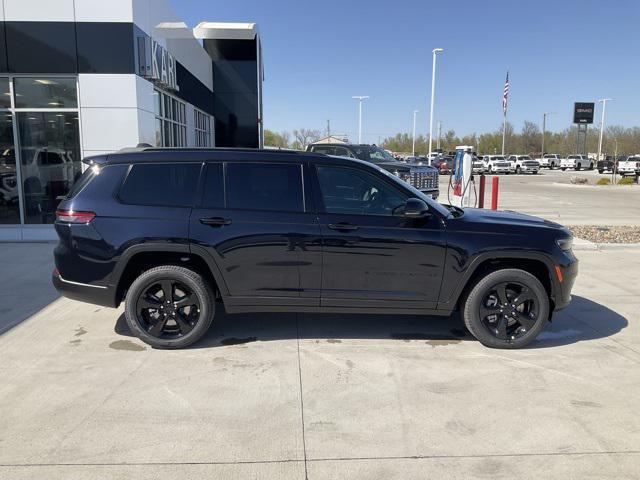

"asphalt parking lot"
[439,168,640,225]
[1,170,640,479]
[1,239,639,479]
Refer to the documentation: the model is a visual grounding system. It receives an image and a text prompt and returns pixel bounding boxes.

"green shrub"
[596,178,611,185]
[618,177,635,185]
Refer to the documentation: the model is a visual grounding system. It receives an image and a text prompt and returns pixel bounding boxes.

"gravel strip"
[569,225,640,243]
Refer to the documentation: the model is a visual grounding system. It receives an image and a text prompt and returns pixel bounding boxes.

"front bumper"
[52,270,117,308]
[553,254,579,311]
[520,166,539,173]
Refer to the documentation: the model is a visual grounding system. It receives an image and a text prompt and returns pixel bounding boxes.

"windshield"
[367,146,397,163]
[568,155,579,159]
[543,154,555,158]
[491,156,505,161]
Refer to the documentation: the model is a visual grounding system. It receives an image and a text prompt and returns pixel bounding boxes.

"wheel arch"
[109,244,229,307]
[441,251,558,312]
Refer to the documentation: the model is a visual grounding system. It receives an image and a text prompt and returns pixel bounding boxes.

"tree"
[291,129,321,150]
[264,129,290,148]
[521,120,541,154]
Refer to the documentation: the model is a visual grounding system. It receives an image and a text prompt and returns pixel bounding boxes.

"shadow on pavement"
[114,294,627,349]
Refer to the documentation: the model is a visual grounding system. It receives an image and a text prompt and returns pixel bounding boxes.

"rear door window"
[226,162,304,212]
[119,163,200,207]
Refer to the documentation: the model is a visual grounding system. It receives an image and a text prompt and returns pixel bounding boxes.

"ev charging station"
[450,145,474,207]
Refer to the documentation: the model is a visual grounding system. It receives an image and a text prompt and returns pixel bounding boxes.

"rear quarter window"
[119,163,201,207]
[66,166,97,199]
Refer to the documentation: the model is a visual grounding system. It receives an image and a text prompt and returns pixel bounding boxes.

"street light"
[352,96,369,144]
[541,112,555,159]
[598,98,613,164]
[428,48,444,164]
[412,110,418,157]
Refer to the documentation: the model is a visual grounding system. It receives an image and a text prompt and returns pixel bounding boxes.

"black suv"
[53,148,577,349]
[306,143,439,199]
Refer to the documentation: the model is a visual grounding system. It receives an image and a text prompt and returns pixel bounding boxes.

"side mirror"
[404,198,430,218]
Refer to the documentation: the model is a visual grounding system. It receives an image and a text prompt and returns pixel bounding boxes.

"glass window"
[14,78,77,109]
[0,114,19,224]
[119,163,200,207]
[5,22,77,73]
[201,163,224,208]
[0,78,10,109]
[226,163,303,212]
[194,109,212,147]
[17,112,82,224]
[316,166,407,216]
[154,89,186,147]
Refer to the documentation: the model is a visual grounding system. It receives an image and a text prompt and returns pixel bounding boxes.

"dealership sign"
[573,102,594,124]
[137,37,179,91]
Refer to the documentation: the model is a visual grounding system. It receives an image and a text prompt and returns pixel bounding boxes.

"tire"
[575,163,581,171]
[589,162,594,170]
[561,167,566,171]
[551,162,555,170]
[598,169,604,174]
[515,166,521,174]
[124,265,215,349]
[533,170,538,174]
[462,268,550,349]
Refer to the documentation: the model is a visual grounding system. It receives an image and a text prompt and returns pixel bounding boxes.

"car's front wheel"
[124,265,215,349]
[462,269,549,349]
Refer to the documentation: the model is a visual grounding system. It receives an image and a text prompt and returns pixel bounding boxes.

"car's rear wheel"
[575,163,581,171]
[598,169,604,174]
[515,166,521,174]
[462,269,549,349]
[589,162,594,170]
[125,265,215,349]
[561,167,566,171]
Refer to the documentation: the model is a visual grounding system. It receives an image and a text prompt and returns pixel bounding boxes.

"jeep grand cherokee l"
[53,148,578,350]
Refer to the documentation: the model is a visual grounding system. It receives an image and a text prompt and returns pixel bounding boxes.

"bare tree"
[292,129,321,150]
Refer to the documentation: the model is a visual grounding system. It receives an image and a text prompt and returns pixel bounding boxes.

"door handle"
[200,217,232,226]
[328,223,359,231]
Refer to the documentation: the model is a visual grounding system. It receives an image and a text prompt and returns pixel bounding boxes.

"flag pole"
[501,111,506,156]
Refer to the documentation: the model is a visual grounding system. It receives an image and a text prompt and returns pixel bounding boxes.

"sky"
[173,0,640,144]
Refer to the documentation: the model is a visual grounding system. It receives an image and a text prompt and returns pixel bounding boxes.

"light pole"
[352,96,369,144]
[541,112,555,159]
[597,98,612,164]
[412,110,418,157]
[437,121,442,151]
[428,48,444,164]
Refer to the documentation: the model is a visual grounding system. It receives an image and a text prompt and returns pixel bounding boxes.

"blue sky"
[174,0,640,143]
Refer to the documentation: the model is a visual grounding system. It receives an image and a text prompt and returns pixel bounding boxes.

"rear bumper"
[52,270,117,308]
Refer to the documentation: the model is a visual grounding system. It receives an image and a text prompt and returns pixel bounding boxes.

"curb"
[573,241,640,251]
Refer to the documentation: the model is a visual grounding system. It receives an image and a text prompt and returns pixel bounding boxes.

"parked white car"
[538,154,562,169]
[507,155,540,174]
[560,155,594,171]
[472,156,485,174]
[482,155,513,174]
[617,156,640,176]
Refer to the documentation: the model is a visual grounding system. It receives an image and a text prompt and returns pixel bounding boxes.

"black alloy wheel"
[136,280,200,339]
[124,265,215,349]
[478,281,539,341]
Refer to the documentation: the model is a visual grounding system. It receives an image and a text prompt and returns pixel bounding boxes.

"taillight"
[55,209,96,224]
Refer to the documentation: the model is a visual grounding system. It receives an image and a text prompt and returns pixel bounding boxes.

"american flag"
[502,72,510,115]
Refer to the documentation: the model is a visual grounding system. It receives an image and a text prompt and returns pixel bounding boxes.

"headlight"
[556,237,573,251]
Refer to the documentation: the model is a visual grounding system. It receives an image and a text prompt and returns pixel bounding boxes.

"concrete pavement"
[439,169,640,225]
[0,243,639,479]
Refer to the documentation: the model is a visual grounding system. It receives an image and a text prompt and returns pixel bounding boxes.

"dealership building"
[0,0,263,240]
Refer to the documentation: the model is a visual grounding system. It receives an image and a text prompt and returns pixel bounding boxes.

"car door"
[312,163,447,309]
[189,160,322,307]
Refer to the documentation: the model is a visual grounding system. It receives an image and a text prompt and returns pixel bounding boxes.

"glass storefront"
[0,76,81,225]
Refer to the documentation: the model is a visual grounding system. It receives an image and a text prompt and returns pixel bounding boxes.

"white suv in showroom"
[560,155,594,171]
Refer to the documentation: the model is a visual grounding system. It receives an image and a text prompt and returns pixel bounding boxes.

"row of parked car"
[405,152,640,177]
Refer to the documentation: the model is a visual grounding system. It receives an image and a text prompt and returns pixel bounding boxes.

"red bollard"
[478,175,486,208]
[491,176,499,210]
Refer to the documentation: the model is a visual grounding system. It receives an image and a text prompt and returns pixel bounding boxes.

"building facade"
[0,0,263,240]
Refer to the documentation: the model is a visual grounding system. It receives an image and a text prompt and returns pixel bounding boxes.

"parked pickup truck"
[597,156,618,174]
[560,155,594,171]
[507,155,540,174]
[482,155,512,174]
[617,156,640,176]
[538,154,562,169]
